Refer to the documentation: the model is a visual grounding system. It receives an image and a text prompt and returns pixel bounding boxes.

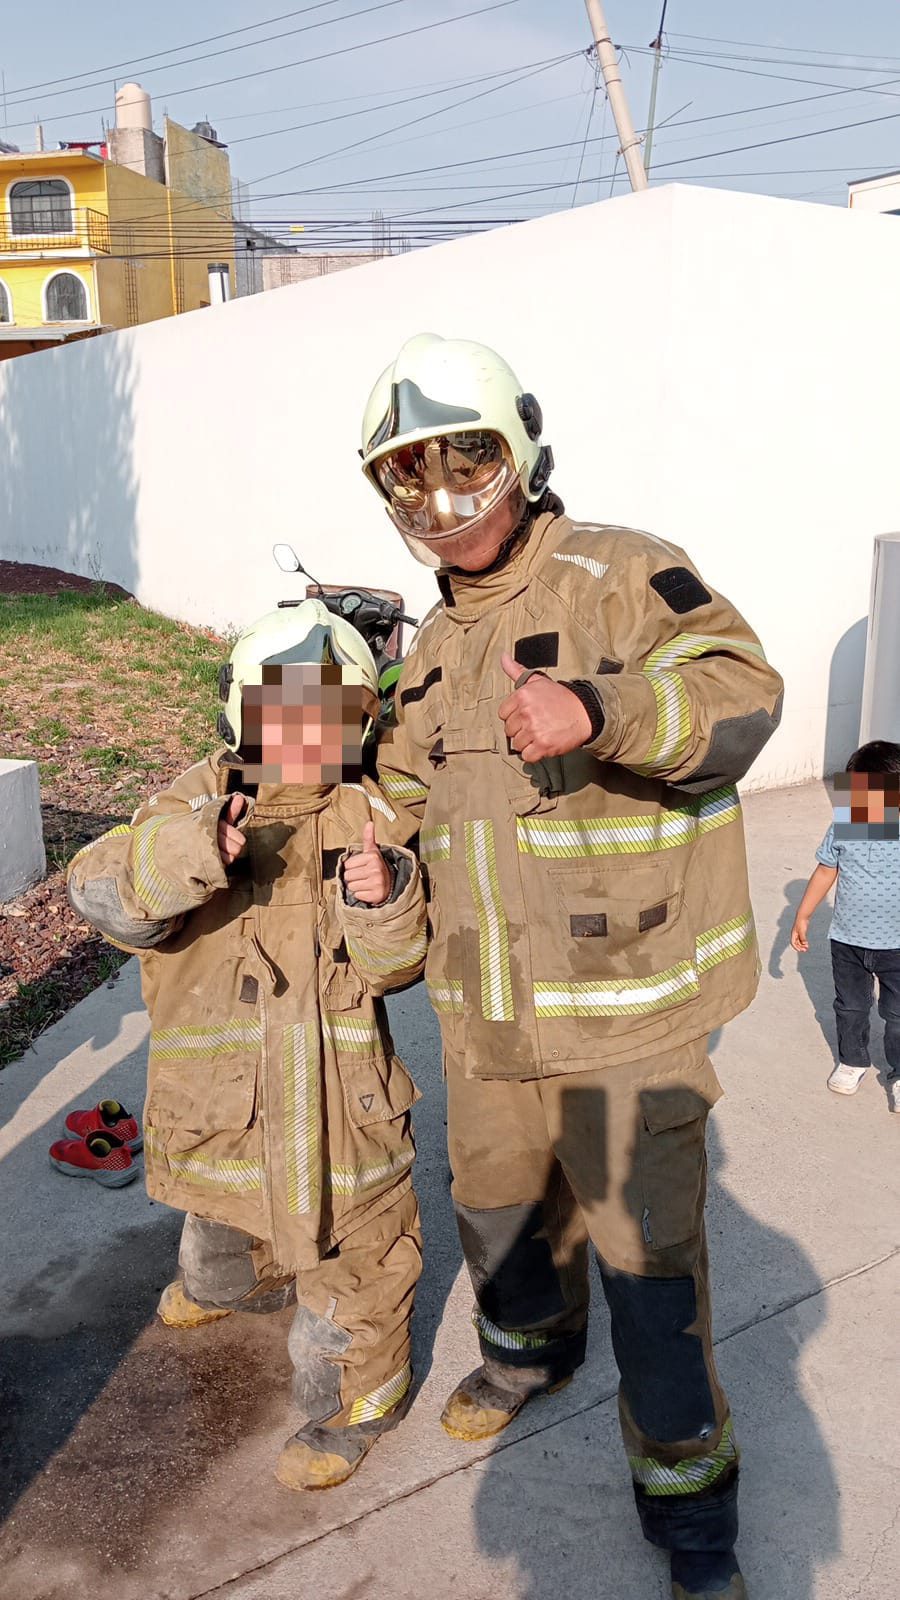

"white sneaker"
[828,1063,868,1095]
[889,1079,900,1114]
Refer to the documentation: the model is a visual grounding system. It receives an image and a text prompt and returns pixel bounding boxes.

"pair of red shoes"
[49,1099,143,1188]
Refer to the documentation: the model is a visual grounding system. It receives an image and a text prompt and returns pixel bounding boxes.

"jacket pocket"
[338,1053,421,1128]
[145,1056,258,1136]
[547,863,696,1005]
[636,1060,722,1250]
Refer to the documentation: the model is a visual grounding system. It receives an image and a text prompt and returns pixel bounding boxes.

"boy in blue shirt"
[792,740,900,1111]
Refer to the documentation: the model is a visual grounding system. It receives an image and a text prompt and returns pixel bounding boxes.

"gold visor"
[374,431,517,538]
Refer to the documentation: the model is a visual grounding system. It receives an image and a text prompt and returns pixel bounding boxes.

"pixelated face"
[833,772,900,837]
[239,664,364,784]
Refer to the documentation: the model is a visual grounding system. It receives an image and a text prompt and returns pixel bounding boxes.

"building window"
[45,272,88,321]
[0,281,10,323]
[9,179,73,234]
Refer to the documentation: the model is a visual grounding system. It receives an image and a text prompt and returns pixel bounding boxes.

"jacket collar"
[436,508,564,623]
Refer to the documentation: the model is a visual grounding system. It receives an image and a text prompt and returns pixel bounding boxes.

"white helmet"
[217,600,379,754]
[360,333,553,566]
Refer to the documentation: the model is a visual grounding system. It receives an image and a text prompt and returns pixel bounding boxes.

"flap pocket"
[639,1062,722,1134]
[442,721,498,755]
[146,1060,258,1135]
[339,1053,421,1127]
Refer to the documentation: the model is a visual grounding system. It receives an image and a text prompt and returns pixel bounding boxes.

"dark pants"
[831,940,900,1075]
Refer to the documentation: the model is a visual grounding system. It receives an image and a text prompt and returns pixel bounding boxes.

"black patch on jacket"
[639,902,668,933]
[400,666,443,706]
[514,632,560,670]
[571,913,608,938]
[650,567,712,615]
[239,975,259,1005]
[597,657,623,675]
[437,574,456,608]
[321,848,343,881]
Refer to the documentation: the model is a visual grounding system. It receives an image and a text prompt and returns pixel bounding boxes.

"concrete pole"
[643,0,668,175]
[583,0,647,193]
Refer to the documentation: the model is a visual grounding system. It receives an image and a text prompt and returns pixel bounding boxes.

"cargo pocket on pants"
[636,1064,722,1251]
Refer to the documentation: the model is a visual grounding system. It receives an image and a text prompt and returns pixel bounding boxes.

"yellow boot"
[441,1366,572,1442]
[157,1279,233,1329]
[276,1396,411,1492]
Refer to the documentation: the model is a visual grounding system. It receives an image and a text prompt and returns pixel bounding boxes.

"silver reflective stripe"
[347,1361,412,1424]
[630,1417,738,1496]
[284,1021,320,1215]
[553,551,609,582]
[473,1309,553,1350]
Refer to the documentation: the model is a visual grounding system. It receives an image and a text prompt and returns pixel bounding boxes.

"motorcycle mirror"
[272,543,301,573]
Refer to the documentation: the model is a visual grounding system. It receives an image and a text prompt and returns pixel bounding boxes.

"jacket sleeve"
[66,761,233,952]
[335,845,427,997]
[568,547,784,793]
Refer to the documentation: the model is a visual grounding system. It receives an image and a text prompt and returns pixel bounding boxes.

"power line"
[667,32,900,64]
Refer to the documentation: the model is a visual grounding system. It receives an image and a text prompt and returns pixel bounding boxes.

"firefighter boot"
[157,1280,233,1329]
[275,1393,412,1491]
[441,1364,572,1442]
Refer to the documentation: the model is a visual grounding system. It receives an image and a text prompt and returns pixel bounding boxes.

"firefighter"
[67,601,427,1491]
[361,334,784,1600]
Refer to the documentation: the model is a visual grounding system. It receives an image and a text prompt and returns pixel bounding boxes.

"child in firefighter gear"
[67,601,427,1492]
[361,333,784,1600]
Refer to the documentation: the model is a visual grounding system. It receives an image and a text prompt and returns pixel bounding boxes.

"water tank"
[116,83,152,132]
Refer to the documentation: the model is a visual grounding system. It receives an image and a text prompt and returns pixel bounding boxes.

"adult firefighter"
[361,334,783,1600]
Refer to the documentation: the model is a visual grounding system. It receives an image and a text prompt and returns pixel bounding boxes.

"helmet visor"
[373,430,517,539]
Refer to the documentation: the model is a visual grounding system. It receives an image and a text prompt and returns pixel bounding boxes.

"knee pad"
[288,1303,353,1425]
[601,1262,716,1444]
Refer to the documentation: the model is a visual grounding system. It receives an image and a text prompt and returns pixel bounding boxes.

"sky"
[2,1,900,249]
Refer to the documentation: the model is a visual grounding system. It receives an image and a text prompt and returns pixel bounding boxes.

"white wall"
[2,183,899,790]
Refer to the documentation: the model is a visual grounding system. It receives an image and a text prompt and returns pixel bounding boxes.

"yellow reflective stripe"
[534,911,755,1017]
[328,1145,414,1198]
[149,1020,262,1062]
[323,1014,381,1054]
[380,769,429,803]
[465,819,514,1023]
[345,929,428,976]
[70,823,132,867]
[644,633,767,672]
[347,1361,412,1425]
[420,824,451,863]
[284,1021,320,1215]
[473,1310,554,1351]
[516,787,740,858]
[144,1126,262,1192]
[696,912,755,973]
[630,1418,738,1496]
[645,672,692,767]
[132,816,186,916]
[341,783,398,822]
[427,979,464,1014]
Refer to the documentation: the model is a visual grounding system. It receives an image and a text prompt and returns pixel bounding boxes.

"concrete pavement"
[0,780,897,1600]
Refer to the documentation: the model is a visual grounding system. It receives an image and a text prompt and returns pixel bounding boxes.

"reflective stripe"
[149,1020,262,1062]
[323,1014,381,1054]
[345,929,428,976]
[553,551,609,582]
[342,783,398,821]
[347,1361,412,1425]
[427,979,464,1014]
[473,1310,553,1351]
[284,1021,320,1215]
[70,823,131,866]
[516,786,740,859]
[380,770,429,804]
[420,824,451,863]
[534,912,755,1017]
[644,633,767,672]
[144,1126,262,1193]
[465,819,514,1023]
[132,816,188,917]
[696,912,755,973]
[645,672,692,767]
[329,1145,415,1198]
[630,1417,738,1496]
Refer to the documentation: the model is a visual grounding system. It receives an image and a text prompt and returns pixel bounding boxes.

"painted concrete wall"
[2,183,899,789]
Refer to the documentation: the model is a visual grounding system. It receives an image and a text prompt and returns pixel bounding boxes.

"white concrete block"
[0,759,46,902]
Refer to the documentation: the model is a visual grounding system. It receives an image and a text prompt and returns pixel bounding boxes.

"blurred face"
[834,771,900,832]
[239,664,364,784]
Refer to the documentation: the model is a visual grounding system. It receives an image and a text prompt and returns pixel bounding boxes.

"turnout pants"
[447,1038,739,1554]
[178,1186,421,1428]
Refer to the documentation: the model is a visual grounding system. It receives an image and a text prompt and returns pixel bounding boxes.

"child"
[65,601,428,1489]
[791,739,900,1112]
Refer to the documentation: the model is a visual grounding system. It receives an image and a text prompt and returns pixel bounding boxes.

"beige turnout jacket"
[68,757,426,1271]
[379,510,784,1080]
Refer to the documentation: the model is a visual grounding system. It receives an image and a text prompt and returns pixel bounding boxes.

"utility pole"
[583,0,647,193]
[643,0,669,175]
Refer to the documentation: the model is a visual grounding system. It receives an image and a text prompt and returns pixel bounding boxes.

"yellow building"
[0,89,235,360]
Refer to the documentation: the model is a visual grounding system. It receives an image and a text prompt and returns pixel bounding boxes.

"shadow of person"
[465,1081,838,1600]
[769,878,837,1058]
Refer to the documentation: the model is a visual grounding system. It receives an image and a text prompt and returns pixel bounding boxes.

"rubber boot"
[275,1392,412,1492]
[441,1365,572,1442]
[157,1279,233,1329]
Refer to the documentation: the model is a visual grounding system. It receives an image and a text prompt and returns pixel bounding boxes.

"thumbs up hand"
[217,792,249,866]
[343,820,394,906]
[498,650,593,762]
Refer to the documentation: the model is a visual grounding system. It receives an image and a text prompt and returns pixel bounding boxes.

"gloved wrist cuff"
[563,680,606,742]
